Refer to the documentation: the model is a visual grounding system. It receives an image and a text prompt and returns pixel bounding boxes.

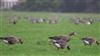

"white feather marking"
[54,43,61,48]
[3,40,8,43]
[84,40,89,44]
[52,40,57,43]
[87,22,91,25]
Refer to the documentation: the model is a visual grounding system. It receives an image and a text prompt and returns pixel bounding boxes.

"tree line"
[13,0,100,13]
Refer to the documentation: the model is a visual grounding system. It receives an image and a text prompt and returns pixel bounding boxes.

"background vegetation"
[11,0,100,12]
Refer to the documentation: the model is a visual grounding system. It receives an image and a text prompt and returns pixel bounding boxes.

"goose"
[73,18,92,25]
[49,32,76,43]
[48,32,76,50]
[81,37,100,46]
[36,18,44,23]
[0,36,23,45]
[9,15,19,24]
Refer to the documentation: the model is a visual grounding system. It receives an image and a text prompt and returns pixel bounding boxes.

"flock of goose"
[0,15,100,51]
[0,32,99,50]
[48,32,100,50]
[4,15,100,25]
[6,15,59,24]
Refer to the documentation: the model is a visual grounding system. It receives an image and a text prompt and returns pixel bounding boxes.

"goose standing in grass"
[81,37,100,46]
[36,18,44,23]
[44,19,58,24]
[73,18,93,25]
[49,32,76,42]
[49,37,70,50]
[48,32,76,50]
[45,16,58,24]
[9,15,20,24]
[79,19,91,25]
[30,17,45,23]
[0,36,23,45]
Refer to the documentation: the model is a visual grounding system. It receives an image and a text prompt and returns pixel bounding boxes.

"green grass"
[0,11,100,56]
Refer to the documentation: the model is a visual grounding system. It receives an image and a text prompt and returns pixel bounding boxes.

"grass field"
[0,11,100,56]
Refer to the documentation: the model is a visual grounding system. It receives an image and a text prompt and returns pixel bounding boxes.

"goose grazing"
[0,36,23,45]
[73,18,92,25]
[78,19,92,25]
[9,15,20,24]
[49,32,76,43]
[48,32,76,50]
[81,37,100,46]
[49,36,70,50]
[53,39,70,50]
[44,19,58,24]
[83,18,94,24]
[36,18,44,23]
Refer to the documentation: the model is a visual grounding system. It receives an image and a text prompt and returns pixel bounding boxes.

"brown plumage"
[53,39,70,50]
[48,32,76,50]
[49,32,76,42]
[81,37,100,46]
[0,36,23,45]
[73,18,93,25]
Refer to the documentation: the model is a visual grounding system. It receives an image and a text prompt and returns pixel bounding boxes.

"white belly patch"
[84,40,89,44]
[86,22,91,25]
[54,43,61,48]
[3,40,8,44]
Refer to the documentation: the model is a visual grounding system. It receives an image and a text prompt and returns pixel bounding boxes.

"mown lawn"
[0,11,100,56]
